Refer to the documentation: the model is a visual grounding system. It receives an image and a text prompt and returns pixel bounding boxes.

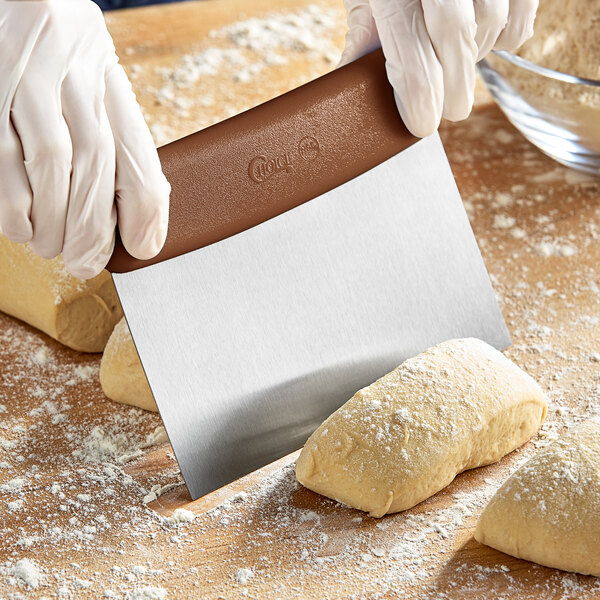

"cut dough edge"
[0,235,122,352]
[100,317,156,412]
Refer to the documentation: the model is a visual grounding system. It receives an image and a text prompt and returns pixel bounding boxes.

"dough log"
[295,338,547,517]
[475,420,600,577]
[0,236,122,352]
[100,317,156,412]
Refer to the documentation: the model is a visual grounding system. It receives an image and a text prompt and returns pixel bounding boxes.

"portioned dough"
[0,235,122,352]
[100,317,156,412]
[475,420,600,576]
[295,338,547,517]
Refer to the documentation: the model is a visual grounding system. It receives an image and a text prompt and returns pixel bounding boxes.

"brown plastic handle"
[106,49,418,273]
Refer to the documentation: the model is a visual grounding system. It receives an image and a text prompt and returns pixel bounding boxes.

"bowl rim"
[491,50,600,87]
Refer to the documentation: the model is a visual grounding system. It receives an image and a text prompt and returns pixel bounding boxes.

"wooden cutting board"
[1,0,599,598]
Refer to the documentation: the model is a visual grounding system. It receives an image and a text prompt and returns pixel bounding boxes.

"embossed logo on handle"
[248,152,293,183]
[248,137,320,183]
[298,136,320,161]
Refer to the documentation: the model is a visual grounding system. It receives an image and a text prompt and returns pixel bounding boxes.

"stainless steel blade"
[113,133,510,500]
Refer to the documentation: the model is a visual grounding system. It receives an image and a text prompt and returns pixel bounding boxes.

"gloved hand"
[339,0,538,137]
[0,0,170,279]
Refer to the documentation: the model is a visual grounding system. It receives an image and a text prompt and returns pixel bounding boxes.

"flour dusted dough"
[295,338,547,517]
[0,236,122,352]
[475,420,600,576]
[100,317,156,412]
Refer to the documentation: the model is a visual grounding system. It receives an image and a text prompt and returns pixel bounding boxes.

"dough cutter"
[106,50,511,501]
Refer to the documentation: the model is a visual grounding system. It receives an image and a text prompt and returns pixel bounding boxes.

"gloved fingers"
[338,0,380,67]
[104,62,170,261]
[494,0,538,51]
[61,70,117,279]
[0,1,36,244]
[421,0,478,122]
[473,0,509,61]
[0,121,33,243]
[369,0,443,137]
[11,74,72,259]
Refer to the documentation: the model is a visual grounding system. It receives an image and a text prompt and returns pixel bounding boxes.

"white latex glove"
[339,0,538,137]
[0,0,170,279]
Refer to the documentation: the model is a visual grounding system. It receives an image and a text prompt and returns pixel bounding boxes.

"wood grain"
[1,0,599,598]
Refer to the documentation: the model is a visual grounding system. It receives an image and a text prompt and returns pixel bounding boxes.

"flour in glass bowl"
[517,0,600,81]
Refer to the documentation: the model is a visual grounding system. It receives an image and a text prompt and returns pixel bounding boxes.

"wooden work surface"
[1,0,599,598]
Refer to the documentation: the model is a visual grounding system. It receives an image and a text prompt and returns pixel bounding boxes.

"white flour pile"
[11,558,42,589]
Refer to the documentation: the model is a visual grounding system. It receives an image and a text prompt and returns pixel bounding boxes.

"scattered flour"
[128,587,168,600]
[164,508,195,525]
[235,567,254,586]
[136,5,343,146]
[535,240,577,257]
[12,558,42,589]
[493,214,516,229]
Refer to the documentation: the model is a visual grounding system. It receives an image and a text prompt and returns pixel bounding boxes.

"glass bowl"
[478,51,600,175]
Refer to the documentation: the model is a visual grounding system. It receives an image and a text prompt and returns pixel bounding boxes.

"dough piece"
[295,338,547,517]
[100,317,156,412]
[475,420,600,576]
[0,236,122,352]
